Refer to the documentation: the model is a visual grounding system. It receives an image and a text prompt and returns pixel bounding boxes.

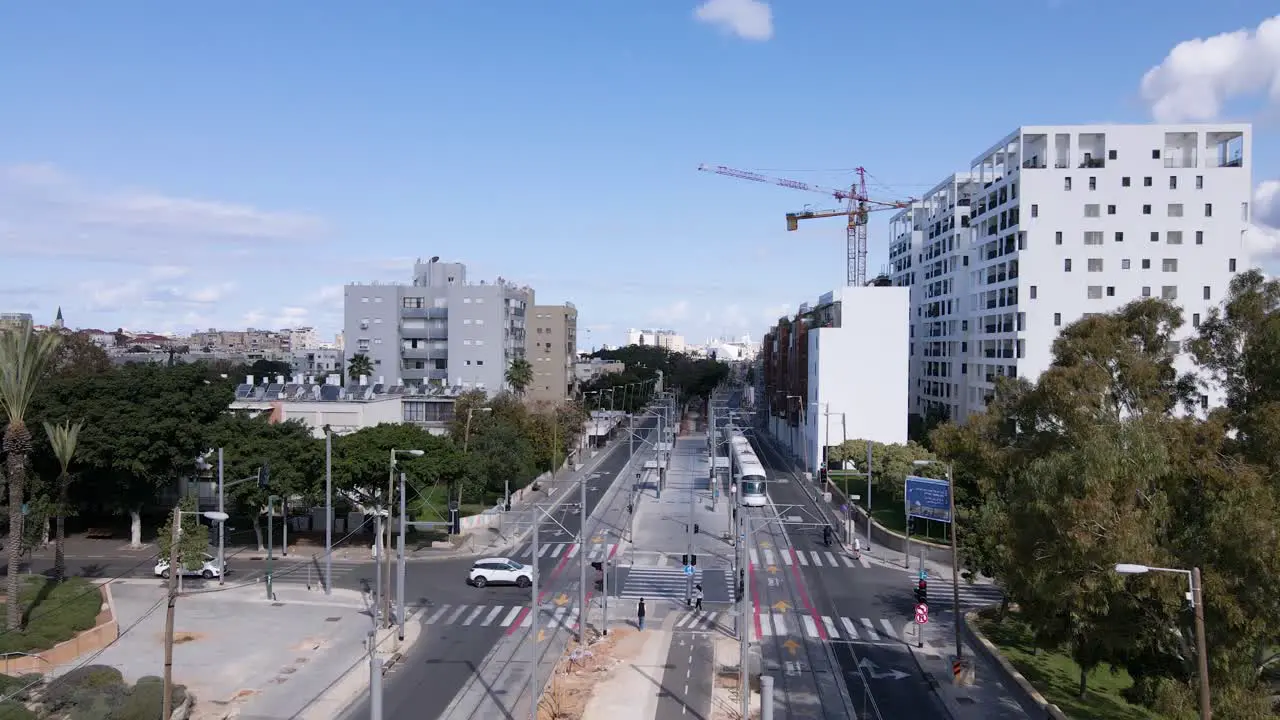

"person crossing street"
[636,598,646,631]
[693,584,704,611]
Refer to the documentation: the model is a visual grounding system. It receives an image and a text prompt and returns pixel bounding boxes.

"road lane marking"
[481,606,503,626]
[795,551,808,567]
[462,606,484,626]
[822,616,839,639]
[858,554,870,569]
[446,605,469,624]
[538,544,552,558]
[841,555,855,567]
[425,605,451,624]
[824,551,838,566]
[781,550,793,566]
[763,549,775,566]
[810,551,823,566]
[881,619,898,638]
[772,613,787,635]
[550,544,563,558]
[860,617,878,640]
[501,607,523,627]
[840,617,859,640]
[749,549,759,567]
[567,544,580,559]
[802,615,819,638]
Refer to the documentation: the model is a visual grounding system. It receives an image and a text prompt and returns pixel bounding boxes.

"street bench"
[84,528,114,539]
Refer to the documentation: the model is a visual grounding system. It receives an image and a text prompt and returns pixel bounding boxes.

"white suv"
[469,557,532,588]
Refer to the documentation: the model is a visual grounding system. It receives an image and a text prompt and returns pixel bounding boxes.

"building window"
[1142,286,1151,297]
[1162,258,1178,272]
[1107,204,1117,215]
[1064,177,1072,191]
[1192,313,1201,327]
[1169,176,1178,190]
[1030,286,1037,299]
[1203,286,1211,300]
[1055,231,1063,245]
[1084,204,1100,217]
[1031,204,1039,218]
[1115,231,1124,242]
[1229,258,1237,272]
[1162,286,1178,300]
[1242,202,1249,221]
[1167,231,1183,245]
[1196,231,1204,245]
[1084,231,1103,245]
[1195,175,1203,189]
[477,360,485,365]
[1122,176,1131,187]
[1089,177,1097,190]
[1053,312,1061,326]
[1152,149,1161,159]
[1143,204,1152,215]
[1064,259,1073,272]
[1142,259,1151,269]
[1088,286,1103,299]
[1150,231,1159,242]
[1088,258,1103,272]
[1168,203,1183,217]
[1109,150,1117,160]
[1144,177,1153,187]
[1107,286,1116,297]
[1204,203,1213,217]
[1122,259,1131,269]
[403,297,423,309]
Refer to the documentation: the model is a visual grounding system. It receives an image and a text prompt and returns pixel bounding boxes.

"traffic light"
[682,554,697,567]
[257,463,270,489]
[914,580,928,604]
[590,561,604,573]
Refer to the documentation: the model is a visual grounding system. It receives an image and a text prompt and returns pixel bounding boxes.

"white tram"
[723,427,767,507]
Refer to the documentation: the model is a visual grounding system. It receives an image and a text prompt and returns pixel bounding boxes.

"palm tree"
[505,357,534,396]
[0,322,62,629]
[347,353,373,383]
[43,420,83,584]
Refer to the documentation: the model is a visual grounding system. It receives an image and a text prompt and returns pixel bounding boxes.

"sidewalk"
[580,619,676,720]
[910,635,1036,719]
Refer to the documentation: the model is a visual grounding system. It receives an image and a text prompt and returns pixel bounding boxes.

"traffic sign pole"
[914,603,928,648]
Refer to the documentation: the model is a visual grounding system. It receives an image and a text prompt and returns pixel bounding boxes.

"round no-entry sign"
[914,603,929,624]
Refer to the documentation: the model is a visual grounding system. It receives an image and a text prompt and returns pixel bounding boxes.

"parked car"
[154,553,225,580]
[468,557,531,588]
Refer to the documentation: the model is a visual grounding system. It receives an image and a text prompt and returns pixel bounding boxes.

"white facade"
[768,287,910,474]
[626,328,686,352]
[891,123,1253,422]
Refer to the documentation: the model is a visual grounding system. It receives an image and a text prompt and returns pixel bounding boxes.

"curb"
[962,610,1067,719]
[904,643,958,720]
[297,608,427,720]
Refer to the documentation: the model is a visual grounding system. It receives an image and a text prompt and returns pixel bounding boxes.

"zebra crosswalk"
[618,565,732,601]
[747,548,866,569]
[922,581,1005,609]
[759,612,907,644]
[420,602,583,630]
[672,610,726,632]
[516,542,619,562]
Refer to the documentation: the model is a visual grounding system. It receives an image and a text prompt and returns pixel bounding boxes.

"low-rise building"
[228,375,457,436]
[0,313,33,331]
[574,358,625,384]
[625,328,686,352]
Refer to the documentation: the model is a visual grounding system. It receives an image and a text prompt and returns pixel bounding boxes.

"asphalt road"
[657,631,714,720]
[12,553,383,592]
[342,414,660,720]
[750,425,952,720]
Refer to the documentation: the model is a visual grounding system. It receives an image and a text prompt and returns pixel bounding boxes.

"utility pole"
[216,449,225,587]
[162,505,180,720]
[325,426,333,596]
[865,439,873,550]
[369,513,383,720]
[739,513,750,720]
[529,512,540,720]
[1192,567,1211,720]
[578,449,587,643]
[397,472,407,641]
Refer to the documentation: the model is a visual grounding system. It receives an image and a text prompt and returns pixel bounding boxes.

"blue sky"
[2,1,1278,349]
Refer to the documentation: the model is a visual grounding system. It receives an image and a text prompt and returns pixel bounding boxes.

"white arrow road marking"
[858,657,910,681]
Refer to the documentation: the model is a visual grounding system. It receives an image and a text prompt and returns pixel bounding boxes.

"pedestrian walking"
[853,537,862,558]
[637,598,646,631]
[694,584,704,611]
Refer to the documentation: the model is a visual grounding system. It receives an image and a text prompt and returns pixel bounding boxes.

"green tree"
[42,419,83,583]
[346,354,373,383]
[34,363,231,548]
[332,423,466,513]
[46,333,111,379]
[505,358,534,396]
[208,415,323,550]
[0,322,62,629]
[157,496,210,574]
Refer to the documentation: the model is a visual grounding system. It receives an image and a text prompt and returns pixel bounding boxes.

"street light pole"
[325,425,333,596]
[163,507,227,720]
[387,449,424,626]
[217,449,225,587]
[1115,563,1211,720]
[398,471,407,641]
[913,458,961,660]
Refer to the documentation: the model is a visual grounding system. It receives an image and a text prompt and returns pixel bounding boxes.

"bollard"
[760,675,774,720]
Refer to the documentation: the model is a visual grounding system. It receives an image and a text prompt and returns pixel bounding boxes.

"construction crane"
[698,164,912,287]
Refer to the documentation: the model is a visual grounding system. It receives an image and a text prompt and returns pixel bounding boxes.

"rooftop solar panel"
[319,385,342,402]
[234,384,253,399]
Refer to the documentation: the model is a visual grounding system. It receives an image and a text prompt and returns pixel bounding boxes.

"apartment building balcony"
[401,326,448,340]
[402,367,449,382]
[401,346,445,359]
[401,307,448,320]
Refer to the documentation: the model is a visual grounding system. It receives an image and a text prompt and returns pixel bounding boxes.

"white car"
[468,557,531,588]
[155,553,225,580]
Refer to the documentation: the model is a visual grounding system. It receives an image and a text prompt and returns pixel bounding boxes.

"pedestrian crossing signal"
[590,561,604,573]
[914,580,928,604]
[682,554,697,566]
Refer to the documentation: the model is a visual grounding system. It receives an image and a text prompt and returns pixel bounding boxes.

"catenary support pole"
[865,438,872,551]
[530,512,540,720]
[217,448,225,586]
[602,534,609,635]
[948,463,961,660]
[325,426,333,595]
[761,675,774,720]
[369,629,383,720]
[740,513,751,720]
[162,505,180,720]
[579,459,587,643]
[398,472,407,641]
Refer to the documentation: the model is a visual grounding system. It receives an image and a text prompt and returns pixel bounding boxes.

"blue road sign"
[683,565,695,576]
[919,570,929,581]
[905,475,952,524]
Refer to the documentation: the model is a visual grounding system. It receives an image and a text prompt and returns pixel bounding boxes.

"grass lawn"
[411,485,487,521]
[832,489,952,544]
[0,576,103,655]
[974,609,1165,720]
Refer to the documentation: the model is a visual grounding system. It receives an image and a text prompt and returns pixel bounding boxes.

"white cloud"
[1139,14,1280,122]
[648,299,691,326]
[0,164,326,262]
[694,0,774,42]
[1247,180,1280,266]
[1257,180,1280,228]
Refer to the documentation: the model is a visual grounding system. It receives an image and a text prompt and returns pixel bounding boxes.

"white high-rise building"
[890,123,1253,423]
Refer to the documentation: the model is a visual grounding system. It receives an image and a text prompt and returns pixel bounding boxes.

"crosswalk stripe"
[810,551,822,566]
[675,614,691,628]
[549,607,567,628]
[880,619,897,638]
[462,606,484,626]
[446,605,470,624]
[501,607,522,627]
[796,551,808,567]
[772,613,787,635]
[426,605,451,624]
[822,616,838,639]
[841,617,859,640]
[538,544,552,558]
[802,615,819,638]
[825,551,838,566]
[550,544,563,559]
[860,618,878,640]
[481,606,503,626]
[749,549,759,566]
[521,610,533,627]
[760,615,774,636]
[782,550,793,566]
[841,555,855,568]
[567,544,581,559]
[764,549,775,566]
